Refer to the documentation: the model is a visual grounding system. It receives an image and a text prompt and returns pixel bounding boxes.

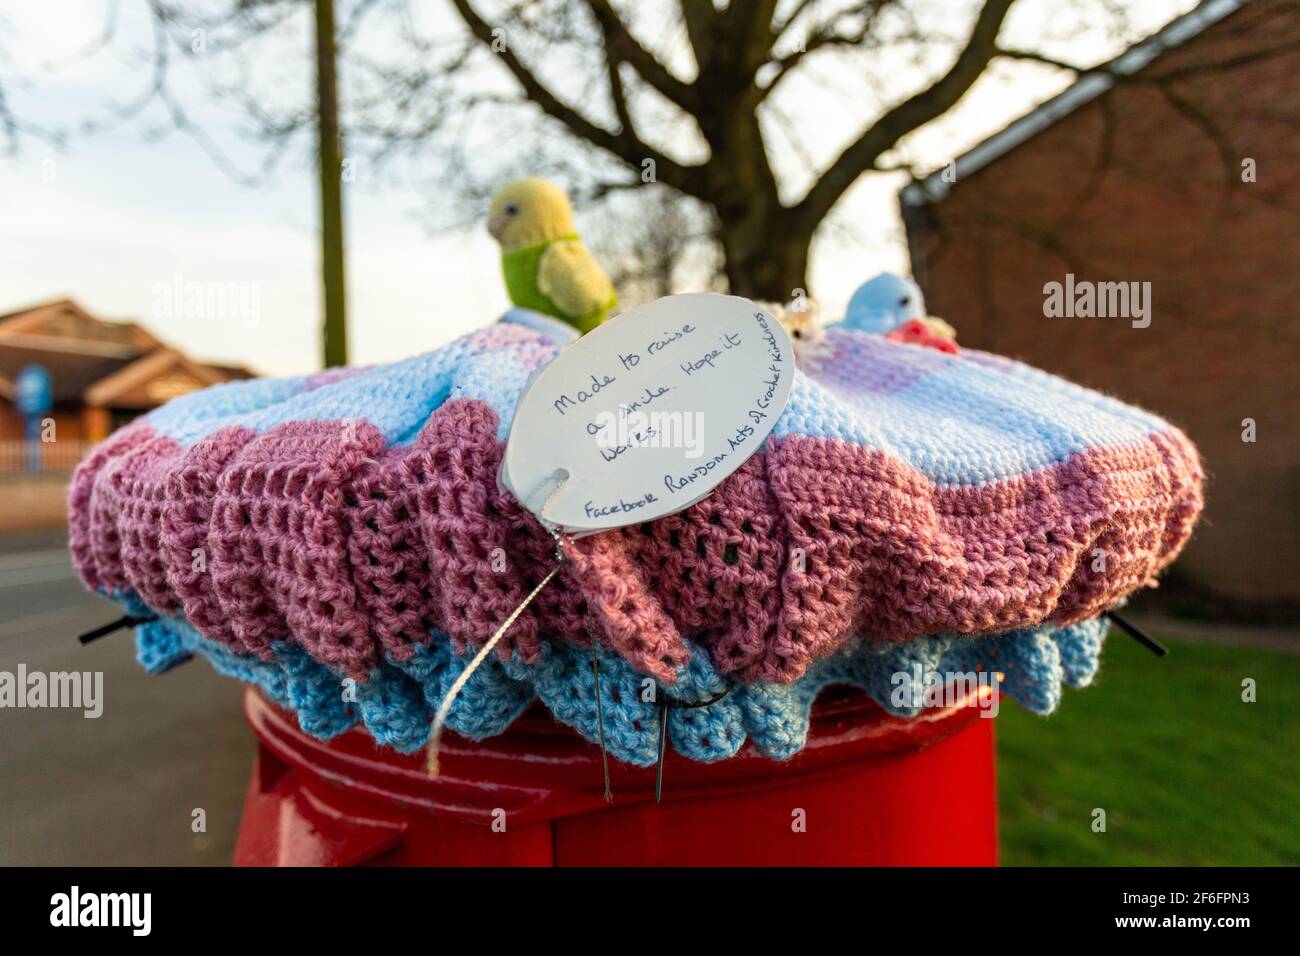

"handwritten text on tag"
[500,293,795,534]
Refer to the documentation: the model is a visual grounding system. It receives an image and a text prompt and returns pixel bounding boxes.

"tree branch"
[596,22,638,147]
[994,37,1300,81]
[580,0,699,112]
[771,0,819,39]
[792,0,1015,230]
[759,7,885,100]
[680,0,721,76]
[725,0,783,74]
[446,0,705,198]
[1157,82,1242,199]
[992,45,1093,72]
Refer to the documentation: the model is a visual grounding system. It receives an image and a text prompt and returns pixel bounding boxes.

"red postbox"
[233,685,997,866]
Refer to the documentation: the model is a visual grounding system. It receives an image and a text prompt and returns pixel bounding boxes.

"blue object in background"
[15,364,52,473]
[837,273,927,334]
[15,364,51,416]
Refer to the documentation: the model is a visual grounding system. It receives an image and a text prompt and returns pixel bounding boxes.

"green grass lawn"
[996,633,1300,865]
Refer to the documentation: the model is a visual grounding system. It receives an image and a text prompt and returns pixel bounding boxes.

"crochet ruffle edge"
[121,593,1108,766]
[72,402,1197,689]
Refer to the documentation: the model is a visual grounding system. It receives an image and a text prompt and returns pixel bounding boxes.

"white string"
[426,563,563,776]
[426,471,570,778]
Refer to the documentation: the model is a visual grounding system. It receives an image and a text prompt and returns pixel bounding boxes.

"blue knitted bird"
[840,273,926,334]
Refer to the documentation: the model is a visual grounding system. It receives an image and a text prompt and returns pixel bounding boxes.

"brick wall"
[908,1,1300,606]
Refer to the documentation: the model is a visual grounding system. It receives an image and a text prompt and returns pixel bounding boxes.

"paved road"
[0,531,252,865]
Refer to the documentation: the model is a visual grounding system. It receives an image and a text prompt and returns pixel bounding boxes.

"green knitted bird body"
[488,179,617,336]
[501,239,554,315]
[502,236,615,335]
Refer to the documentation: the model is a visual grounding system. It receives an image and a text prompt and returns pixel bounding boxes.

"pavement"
[0,531,252,865]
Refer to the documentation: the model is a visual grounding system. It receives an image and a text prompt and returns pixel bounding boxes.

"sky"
[0,0,1195,376]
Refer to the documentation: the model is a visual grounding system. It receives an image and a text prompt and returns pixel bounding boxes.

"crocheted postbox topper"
[67,298,1203,764]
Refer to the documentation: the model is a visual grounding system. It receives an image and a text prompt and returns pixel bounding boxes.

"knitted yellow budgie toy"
[487,178,617,334]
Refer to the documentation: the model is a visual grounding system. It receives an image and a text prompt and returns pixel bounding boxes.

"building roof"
[901,0,1248,208]
[0,298,253,410]
[0,298,163,352]
[84,349,228,409]
[0,342,134,404]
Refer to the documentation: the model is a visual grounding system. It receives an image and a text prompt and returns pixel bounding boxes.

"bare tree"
[0,12,68,153]
[13,1,1292,323]
[416,0,1049,298]
[581,185,724,307]
[380,0,1300,301]
[331,0,1158,299]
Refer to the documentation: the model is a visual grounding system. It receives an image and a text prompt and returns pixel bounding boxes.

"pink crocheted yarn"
[70,396,1202,685]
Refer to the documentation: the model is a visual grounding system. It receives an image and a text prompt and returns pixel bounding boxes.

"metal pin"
[670,687,733,709]
[654,695,668,804]
[78,614,155,645]
[649,686,733,804]
[1105,610,1168,657]
[590,645,613,802]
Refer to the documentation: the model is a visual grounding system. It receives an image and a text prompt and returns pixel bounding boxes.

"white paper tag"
[500,293,795,534]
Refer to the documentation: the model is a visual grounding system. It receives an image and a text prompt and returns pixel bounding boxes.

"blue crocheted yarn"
[127,595,1108,766]
[141,306,1177,483]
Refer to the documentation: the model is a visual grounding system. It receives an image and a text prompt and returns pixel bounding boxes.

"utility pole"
[315,0,347,367]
